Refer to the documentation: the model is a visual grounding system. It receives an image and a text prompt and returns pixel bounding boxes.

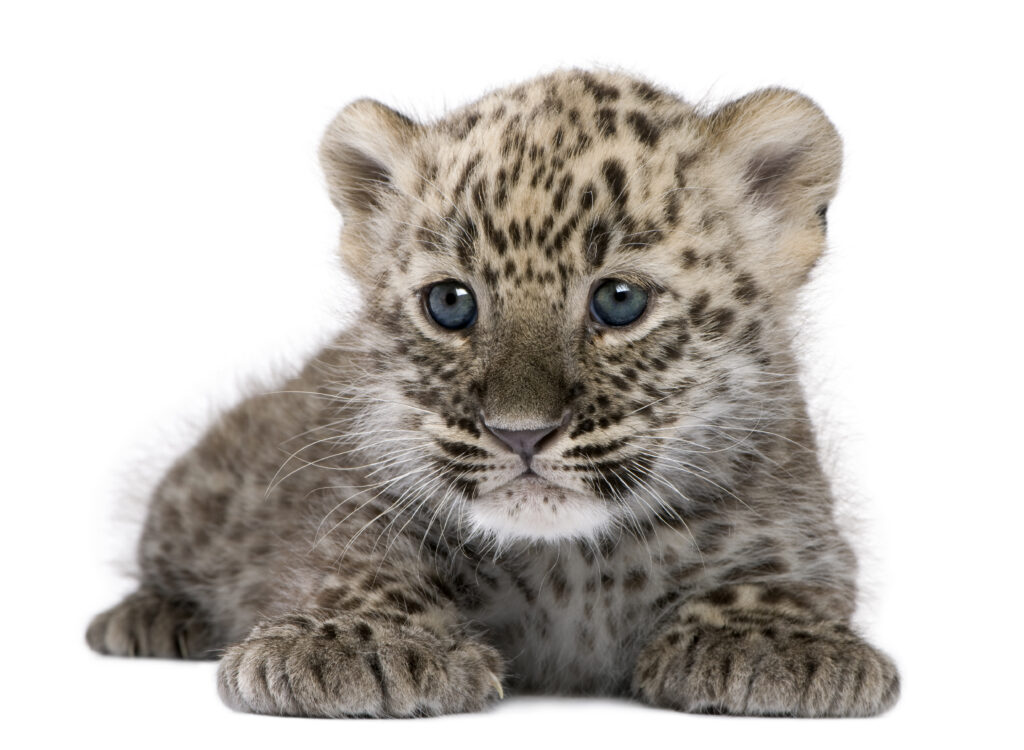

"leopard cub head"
[319,70,841,545]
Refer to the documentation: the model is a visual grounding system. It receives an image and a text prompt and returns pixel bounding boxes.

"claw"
[176,629,190,659]
[488,671,504,700]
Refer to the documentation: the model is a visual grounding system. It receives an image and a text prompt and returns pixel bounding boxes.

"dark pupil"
[444,291,457,306]
[613,287,628,302]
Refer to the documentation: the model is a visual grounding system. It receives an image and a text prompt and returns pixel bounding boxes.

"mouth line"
[500,470,557,490]
[491,465,572,494]
[512,471,546,483]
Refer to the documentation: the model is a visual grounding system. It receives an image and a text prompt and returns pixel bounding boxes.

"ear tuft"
[319,99,420,221]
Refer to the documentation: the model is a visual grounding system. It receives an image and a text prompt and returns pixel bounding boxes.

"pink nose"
[483,422,562,461]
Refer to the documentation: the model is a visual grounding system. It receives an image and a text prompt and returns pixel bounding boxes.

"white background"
[2,1,1021,747]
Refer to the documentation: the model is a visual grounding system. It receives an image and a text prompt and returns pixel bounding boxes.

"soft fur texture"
[87,70,899,718]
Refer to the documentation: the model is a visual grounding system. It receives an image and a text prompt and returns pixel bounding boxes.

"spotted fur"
[87,70,898,718]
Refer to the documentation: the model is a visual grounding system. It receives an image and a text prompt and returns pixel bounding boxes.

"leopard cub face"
[319,70,841,545]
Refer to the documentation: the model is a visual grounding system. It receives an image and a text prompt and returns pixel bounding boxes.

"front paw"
[217,613,503,717]
[86,589,216,659]
[634,622,899,717]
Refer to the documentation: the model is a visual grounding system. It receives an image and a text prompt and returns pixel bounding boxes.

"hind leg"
[87,588,221,660]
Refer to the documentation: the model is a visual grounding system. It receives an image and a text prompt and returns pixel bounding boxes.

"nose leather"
[484,422,561,461]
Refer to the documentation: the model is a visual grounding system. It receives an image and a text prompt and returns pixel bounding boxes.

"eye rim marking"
[423,279,478,330]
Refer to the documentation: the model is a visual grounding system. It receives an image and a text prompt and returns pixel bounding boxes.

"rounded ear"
[709,89,842,283]
[319,99,421,222]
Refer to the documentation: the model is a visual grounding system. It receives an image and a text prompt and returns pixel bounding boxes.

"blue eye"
[425,280,477,330]
[590,279,648,327]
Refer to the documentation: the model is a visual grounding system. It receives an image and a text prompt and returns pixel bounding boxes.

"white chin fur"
[466,486,613,543]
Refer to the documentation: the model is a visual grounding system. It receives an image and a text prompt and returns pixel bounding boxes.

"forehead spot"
[596,107,617,138]
[579,73,621,103]
[625,111,660,148]
[602,160,628,204]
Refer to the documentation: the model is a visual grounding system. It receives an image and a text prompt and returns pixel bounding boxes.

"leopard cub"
[88,70,899,718]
